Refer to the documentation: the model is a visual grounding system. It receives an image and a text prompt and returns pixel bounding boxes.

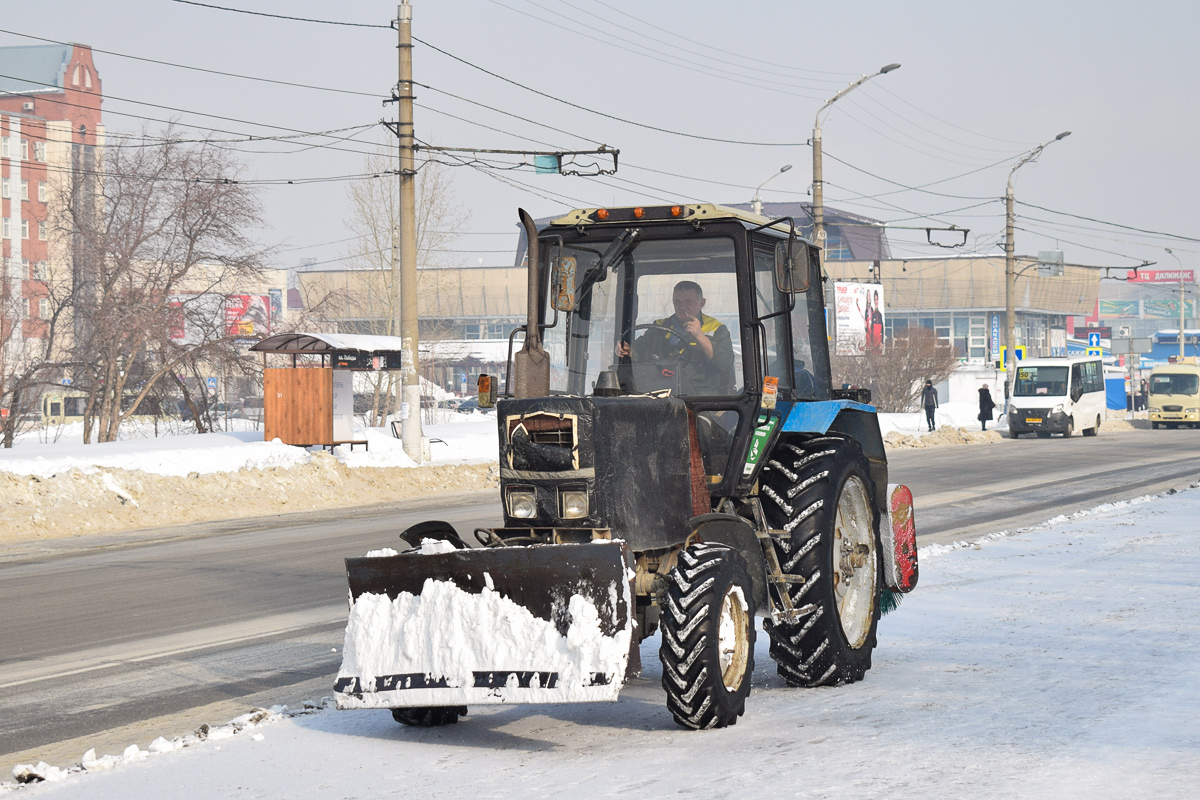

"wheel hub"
[717,585,750,691]
[832,476,877,648]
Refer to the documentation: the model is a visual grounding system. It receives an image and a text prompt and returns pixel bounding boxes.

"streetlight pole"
[1167,248,1186,358]
[812,64,900,266]
[752,164,792,215]
[1004,130,1071,412]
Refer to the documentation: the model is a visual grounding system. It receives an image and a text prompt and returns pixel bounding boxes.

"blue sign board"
[1088,331,1102,347]
[991,315,1000,357]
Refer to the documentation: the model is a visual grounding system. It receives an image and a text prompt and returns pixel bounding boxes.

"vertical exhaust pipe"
[513,209,550,399]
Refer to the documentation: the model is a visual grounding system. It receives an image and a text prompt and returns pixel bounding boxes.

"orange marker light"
[595,208,609,220]
[633,207,645,219]
[670,206,682,217]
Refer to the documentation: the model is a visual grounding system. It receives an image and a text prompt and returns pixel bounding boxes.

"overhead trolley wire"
[0,27,385,99]
[412,35,811,147]
[483,0,823,100]
[168,0,390,28]
[1015,201,1200,245]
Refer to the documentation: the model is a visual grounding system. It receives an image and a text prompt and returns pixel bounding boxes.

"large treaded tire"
[759,435,882,688]
[659,544,756,730]
[391,706,466,727]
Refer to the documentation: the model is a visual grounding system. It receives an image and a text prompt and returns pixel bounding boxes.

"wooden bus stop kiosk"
[249,333,408,450]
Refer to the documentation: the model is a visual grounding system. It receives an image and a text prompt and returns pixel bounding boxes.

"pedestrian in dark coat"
[921,380,938,432]
[978,383,996,431]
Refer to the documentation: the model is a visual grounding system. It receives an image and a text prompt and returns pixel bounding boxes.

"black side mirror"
[775,240,812,294]
[550,250,576,312]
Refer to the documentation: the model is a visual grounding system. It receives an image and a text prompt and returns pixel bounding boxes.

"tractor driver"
[617,280,735,396]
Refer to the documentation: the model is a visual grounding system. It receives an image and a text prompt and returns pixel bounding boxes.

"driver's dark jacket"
[635,313,734,395]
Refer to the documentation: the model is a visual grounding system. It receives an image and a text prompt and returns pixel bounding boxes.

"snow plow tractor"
[335,204,919,730]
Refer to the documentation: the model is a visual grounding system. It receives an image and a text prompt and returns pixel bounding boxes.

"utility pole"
[1004,131,1071,411]
[1167,248,1186,359]
[396,0,425,462]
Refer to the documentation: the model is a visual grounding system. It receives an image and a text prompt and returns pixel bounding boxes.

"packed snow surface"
[8,489,1200,798]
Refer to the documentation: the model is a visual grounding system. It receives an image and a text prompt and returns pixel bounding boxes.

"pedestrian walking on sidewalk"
[978,383,996,431]
[921,380,939,432]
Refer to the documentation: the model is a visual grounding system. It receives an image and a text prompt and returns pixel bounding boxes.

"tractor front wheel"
[760,435,882,688]
[659,544,756,730]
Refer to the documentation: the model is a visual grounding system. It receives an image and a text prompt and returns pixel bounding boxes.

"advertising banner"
[834,282,885,356]
[1126,269,1195,283]
[168,293,225,345]
[1143,298,1197,318]
[225,294,272,337]
[332,370,355,442]
[1098,300,1140,318]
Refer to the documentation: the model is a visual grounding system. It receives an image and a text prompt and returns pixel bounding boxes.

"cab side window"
[1070,364,1084,401]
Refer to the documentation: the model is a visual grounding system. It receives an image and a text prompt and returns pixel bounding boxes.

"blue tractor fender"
[778,399,889,514]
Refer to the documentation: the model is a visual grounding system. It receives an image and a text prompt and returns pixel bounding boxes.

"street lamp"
[812,63,900,263]
[1166,248,1187,358]
[1004,130,1071,410]
[752,164,792,215]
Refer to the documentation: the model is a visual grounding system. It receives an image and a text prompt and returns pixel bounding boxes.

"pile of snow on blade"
[337,574,630,707]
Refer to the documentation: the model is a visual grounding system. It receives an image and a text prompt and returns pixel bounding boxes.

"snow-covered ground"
[878,399,1006,438]
[0,414,500,479]
[8,487,1198,798]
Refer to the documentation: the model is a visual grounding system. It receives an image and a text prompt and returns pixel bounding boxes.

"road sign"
[1000,345,1026,368]
[1088,331,1102,347]
[1087,347,1103,357]
[62,378,72,386]
[206,377,218,389]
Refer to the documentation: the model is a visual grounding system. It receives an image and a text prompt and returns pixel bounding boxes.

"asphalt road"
[4,427,1200,766]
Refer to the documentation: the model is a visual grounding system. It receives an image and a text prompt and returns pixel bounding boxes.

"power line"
[821,150,999,201]
[585,0,856,80]
[0,27,384,99]
[874,83,1036,147]
[0,72,382,159]
[167,0,389,28]
[548,0,845,88]
[412,35,811,147]
[416,81,601,146]
[1015,201,1200,245]
[483,0,823,101]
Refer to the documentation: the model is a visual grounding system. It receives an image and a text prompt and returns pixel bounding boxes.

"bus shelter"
[249,333,408,450]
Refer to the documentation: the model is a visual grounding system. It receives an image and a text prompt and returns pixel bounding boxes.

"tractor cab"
[532,203,829,495]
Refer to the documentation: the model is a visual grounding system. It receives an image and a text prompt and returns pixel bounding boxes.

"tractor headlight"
[507,488,537,519]
[560,489,588,519]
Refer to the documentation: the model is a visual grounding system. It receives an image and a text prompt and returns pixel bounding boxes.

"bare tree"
[0,256,79,447]
[343,147,469,425]
[48,127,268,443]
[830,328,959,412]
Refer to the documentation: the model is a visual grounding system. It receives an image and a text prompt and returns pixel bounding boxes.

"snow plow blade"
[334,542,634,710]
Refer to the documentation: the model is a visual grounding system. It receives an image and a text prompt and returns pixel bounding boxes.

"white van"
[1148,360,1200,429]
[1007,356,1106,438]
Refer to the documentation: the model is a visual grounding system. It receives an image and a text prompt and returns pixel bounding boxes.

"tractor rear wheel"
[760,435,882,688]
[659,543,756,730]
[391,706,466,727]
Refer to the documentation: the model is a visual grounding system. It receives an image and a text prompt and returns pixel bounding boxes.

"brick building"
[0,43,103,350]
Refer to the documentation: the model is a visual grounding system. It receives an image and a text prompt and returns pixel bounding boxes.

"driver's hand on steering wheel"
[616,340,632,359]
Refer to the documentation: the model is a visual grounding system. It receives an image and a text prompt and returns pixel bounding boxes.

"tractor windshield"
[543,235,744,398]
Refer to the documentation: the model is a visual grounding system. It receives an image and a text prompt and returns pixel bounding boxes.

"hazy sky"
[7,1,1199,275]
